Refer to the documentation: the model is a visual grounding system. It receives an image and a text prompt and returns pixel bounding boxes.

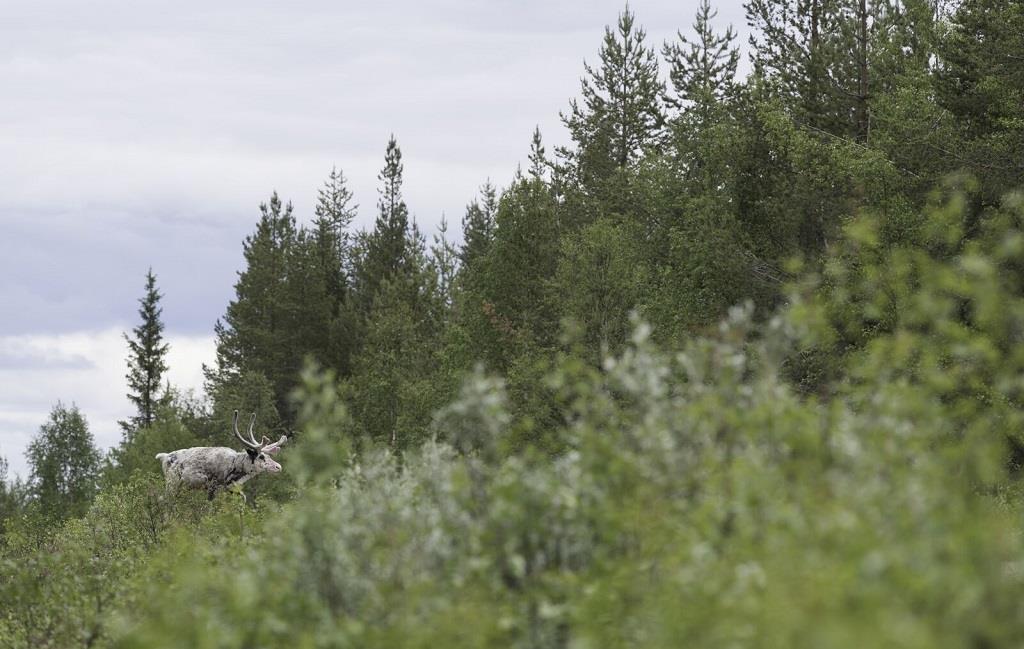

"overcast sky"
[0,0,748,478]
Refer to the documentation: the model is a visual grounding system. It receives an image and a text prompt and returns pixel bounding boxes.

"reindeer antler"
[245,412,261,448]
[232,410,288,454]
[232,410,260,450]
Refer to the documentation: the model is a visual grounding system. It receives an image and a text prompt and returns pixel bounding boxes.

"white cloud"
[0,329,215,479]
[0,0,749,232]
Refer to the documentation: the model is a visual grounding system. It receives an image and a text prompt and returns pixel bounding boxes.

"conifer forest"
[2,1,1024,646]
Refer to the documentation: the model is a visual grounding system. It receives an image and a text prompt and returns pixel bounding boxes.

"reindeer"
[156,410,288,502]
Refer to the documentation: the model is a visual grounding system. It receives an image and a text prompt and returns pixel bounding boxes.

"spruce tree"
[345,274,440,450]
[121,269,170,438]
[560,6,665,185]
[209,192,299,418]
[745,0,830,131]
[347,217,443,450]
[26,402,101,520]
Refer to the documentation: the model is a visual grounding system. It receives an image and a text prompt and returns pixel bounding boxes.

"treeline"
[153,0,1024,455]
[1,0,1024,646]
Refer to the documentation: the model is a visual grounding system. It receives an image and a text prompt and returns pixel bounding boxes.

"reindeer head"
[233,410,288,474]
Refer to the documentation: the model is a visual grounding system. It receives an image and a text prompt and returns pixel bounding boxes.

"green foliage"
[0,455,27,540]
[647,196,759,336]
[26,403,102,521]
[431,216,459,312]
[289,363,352,488]
[727,95,910,259]
[9,5,1024,647]
[207,369,283,441]
[314,166,358,252]
[1,482,153,648]
[554,218,648,353]
[935,0,1024,202]
[209,192,302,418]
[0,475,260,649]
[310,168,359,375]
[463,177,561,371]
[745,0,925,142]
[793,182,1024,469]
[114,294,1024,647]
[207,183,363,424]
[432,365,509,461]
[344,274,446,450]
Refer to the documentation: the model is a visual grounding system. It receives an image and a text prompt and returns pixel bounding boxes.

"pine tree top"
[663,0,740,119]
[561,6,665,173]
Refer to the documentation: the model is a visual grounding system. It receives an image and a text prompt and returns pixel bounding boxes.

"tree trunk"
[856,0,870,143]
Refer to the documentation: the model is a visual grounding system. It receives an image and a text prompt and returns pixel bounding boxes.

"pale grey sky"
[0,0,749,477]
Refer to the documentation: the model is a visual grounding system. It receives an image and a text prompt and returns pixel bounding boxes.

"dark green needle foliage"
[351,135,413,317]
[120,269,170,439]
[935,0,1024,202]
[459,180,498,270]
[664,0,740,129]
[560,6,665,200]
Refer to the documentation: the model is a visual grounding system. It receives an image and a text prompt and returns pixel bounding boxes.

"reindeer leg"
[234,486,247,539]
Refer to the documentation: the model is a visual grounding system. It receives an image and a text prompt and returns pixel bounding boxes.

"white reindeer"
[156,410,288,502]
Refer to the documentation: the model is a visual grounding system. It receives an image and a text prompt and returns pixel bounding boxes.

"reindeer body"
[156,411,287,500]
[157,447,263,499]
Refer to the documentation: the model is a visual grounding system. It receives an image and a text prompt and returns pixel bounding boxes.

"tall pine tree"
[120,269,170,438]
[460,180,498,270]
[663,0,740,129]
[311,167,359,376]
[352,136,412,316]
[560,6,665,189]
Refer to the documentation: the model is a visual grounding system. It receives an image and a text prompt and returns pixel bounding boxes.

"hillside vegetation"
[2,1,1024,646]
